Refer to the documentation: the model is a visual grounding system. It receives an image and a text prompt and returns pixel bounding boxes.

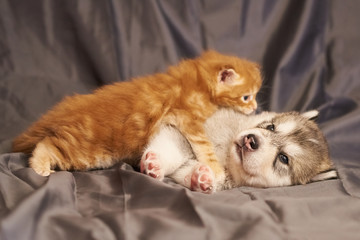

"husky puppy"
[140,108,336,193]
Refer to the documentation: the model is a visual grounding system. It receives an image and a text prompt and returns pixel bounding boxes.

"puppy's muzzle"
[243,134,259,151]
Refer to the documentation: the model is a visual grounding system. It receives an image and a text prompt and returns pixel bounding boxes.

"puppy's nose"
[244,134,259,151]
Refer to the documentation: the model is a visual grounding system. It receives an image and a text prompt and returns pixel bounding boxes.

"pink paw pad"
[190,164,215,194]
[140,151,164,180]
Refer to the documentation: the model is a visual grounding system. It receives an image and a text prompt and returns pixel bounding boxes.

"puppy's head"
[228,110,335,188]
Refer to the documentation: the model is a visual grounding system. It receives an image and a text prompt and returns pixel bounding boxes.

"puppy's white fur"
[143,109,334,192]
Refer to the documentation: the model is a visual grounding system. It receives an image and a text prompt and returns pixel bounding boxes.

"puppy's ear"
[310,169,338,182]
[301,110,319,121]
[217,69,241,85]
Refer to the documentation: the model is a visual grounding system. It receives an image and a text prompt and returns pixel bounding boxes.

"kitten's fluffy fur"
[12,50,262,177]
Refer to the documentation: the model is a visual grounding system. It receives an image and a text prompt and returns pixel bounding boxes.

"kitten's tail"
[12,127,47,154]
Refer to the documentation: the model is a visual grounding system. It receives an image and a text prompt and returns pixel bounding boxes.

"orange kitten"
[12,50,262,179]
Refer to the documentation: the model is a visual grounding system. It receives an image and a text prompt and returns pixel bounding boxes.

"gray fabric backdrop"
[1,1,360,239]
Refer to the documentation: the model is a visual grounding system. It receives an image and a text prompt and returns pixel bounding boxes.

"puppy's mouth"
[235,142,243,162]
[234,135,262,179]
[234,141,256,178]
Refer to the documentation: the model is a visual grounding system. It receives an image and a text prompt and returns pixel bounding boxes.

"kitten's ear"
[301,110,319,121]
[310,169,338,182]
[217,69,241,85]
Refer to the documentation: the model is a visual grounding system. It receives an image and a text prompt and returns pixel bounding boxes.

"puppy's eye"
[266,124,275,131]
[241,95,252,103]
[279,154,289,165]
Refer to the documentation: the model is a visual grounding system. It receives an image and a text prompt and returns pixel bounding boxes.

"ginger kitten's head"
[197,50,262,114]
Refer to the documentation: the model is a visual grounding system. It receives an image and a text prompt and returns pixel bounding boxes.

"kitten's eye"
[266,124,275,131]
[278,154,289,165]
[241,95,252,103]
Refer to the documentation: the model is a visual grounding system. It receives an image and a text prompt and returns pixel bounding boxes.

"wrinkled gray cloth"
[1,1,360,239]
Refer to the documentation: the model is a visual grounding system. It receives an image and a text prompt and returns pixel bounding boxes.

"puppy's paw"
[140,151,164,180]
[190,164,215,194]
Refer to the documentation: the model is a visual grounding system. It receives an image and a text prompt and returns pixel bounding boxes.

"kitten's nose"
[252,102,258,111]
[243,134,259,151]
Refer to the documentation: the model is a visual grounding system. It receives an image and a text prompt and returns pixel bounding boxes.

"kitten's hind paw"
[140,151,164,181]
[29,156,54,177]
[190,164,215,194]
[31,165,54,176]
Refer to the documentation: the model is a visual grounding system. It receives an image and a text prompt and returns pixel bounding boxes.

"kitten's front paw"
[140,151,164,181]
[190,164,215,194]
